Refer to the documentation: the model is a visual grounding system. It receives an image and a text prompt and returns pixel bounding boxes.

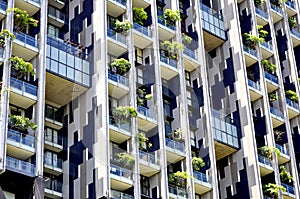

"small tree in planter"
[133,7,148,25]
[255,0,265,7]
[112,106,138,123]
[160,40,183,59]
[9,56,35,79]
[115,152,135,167]
[257,25,268,39]
[285,90,298,103]
[136,132,152,151]
[279,165,293,184]
[288,17,297,29]
[136,88,152,106]
[269,92,278,103]
[182,33,192,46]
[109,58,131,76]
[262,60,277,73]
[7,8,38,32]
[162,9,181,26]
[168,171,193,187]
[263,183,286,198]
[258,146,280,160]
[0,30,14,48]
[192,157,205,171]
[243,33,264,49]
[169,128,184,142]
[114,20,133,35]
[270,0,283,6]
[9,114,37,133]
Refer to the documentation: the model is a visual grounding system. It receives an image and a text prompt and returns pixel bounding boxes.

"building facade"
[0,0,299,198]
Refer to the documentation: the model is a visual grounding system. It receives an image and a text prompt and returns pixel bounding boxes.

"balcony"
[132,0,150,8]
[285,0,297,16]
[139,150,160,177]
[109,116,131,143]
[275,144,290,164]
[108,71,129,99]
[133,23,152,49]
[165,138,185,163]
[193,171,212,195]
[45,134,63,153]
[286,98,300,119]
[107,0,126,17]
[6,128,35,160]
[0,0,6,20]
[44,179,63,198]
[290,28,300,47]
[107,29,128,57]
[137,106,157,131]
[200,3,226,51]
[48,0,64,9]
[264,72,278,93]
[45,105,63,130]
[157,17,176,41]
[183,48,199,71]
[159,54,178,80]
[169,185,188,199]
[46,36,90,106]
[10,77,37,109]
[270,4,283,23]
[260,41,273,59]
[15,0,40,16]
[12,32,38,60]
[248,79,262,101]
[270,107,284,128]
[48,6,65,27]
[211,109,239,160]
[258,154,273,176]
[110,190,133,199]
[243,45,258,66]
[255,7,268,26]
[110,164,133,191]
[44,156,63,175]
[6,156,35,177]
[281,183,296,199]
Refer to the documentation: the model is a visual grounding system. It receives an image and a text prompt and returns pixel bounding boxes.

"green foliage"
[269,91,278,103]
[7,8,38,32]
[114,20,133,34]
[243,33,264,49]
[288,17,297,29]
[136,88,152,106]
[258,146,280,160]
[9,56,35,79]
[115,152,135,167]
[279,165,293,184]
[0,30,14,48]
[133,7,148,25]
[168,171,193,186]
[163,9,181,25]
[255,0,265,7]
[160,40,183,59]
[263,183,286,198]
[270,0,285,6]
[9,114,37,132]
[112,106,138,121]
[262,60,277,73]
[109,58,131,76]
[136,132,152,151]
[192,157,205,171]
[285,90,298,103]
[257,25,268,38]
[169,128,184,142]
[182,33,192,46]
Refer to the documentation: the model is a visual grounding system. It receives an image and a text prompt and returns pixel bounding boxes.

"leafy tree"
[243,33,264,49]
[168,171,193,187]
[109,58,131,76]
[192,157,205,171]
[163,9,181,26]
[7,8,38,32]
[9,56,35,79]
[285,90,298,103]
[258,146,280,160]
[160,40,183,59]
[288,17,297,29]
[115,152,135,167]
[136,88,152,106]
[262,60,277,73]
[9,114,37,132]
[0,30,14,48]
[263,183,286,198]
[136,132,152,151]
[114,20,133,34]
[257,25,268,38]
[255,0,265,7]
[182,33,192,46]
[133,7,148,25]
[112,106,138,122]
[279,165,293,184]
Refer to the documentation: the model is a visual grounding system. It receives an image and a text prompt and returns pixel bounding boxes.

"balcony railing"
[110,0,126,6]
[271,4,282,14]
[281,183,295,195]
[193,171,209,183]
[139,150,157,165]
[248,79,261,91]
[44,156,63,169]
[6,156,35,177]
[258,154,272,167]
[275,144,288,155]
[25,0,40,5]
[10,77,38,97]
[14,31,38,49]
[255,7,268,19]
[48,6,65,21]
[169,185,188,198]
[285,0,295,9]
[183,48,197,60]
[200,3,226,40]
[111,190,133,199]
[260,41,273,51]
[107,29,127,45]
[45,105,63,124]
[211,109,239,148]
[165,138,184,153]
[137,106,156,120]
[7,128,35,148]
[157,17,175,30]
[109,116,131,132]
[160,54,177,68]
[0,0,6,11]
[286,98,299,110]
[108,71,129,87]
[270,107,284,119]
[264,72,278,84]
[110,164,132,180]
[243,45,257,57]
[133,23,151,37]
[291,28,300,39]
[45,179,62,193]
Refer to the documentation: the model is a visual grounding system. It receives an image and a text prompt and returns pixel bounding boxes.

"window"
[137,68,143,84]
[163,100,171,116]
[45,127,60,145]
[185,71,191,86]
[136,48,143,64]
[190,130,196,147]
[157,6,163,16]
[141,175,150,196]
[48,25,60,38]
[186,90,192,106]
[9,105,25,117]
[165,120,172,137]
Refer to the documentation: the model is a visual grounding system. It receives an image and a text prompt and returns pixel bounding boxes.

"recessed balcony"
[290,28,300,47]
[160,54,178,80]
[165,138,185,163]
[248,79,262,101]
[110,190,133,199]
[255,7,268,26]
[139,150,160,177]
[48,6,65,28]
[183,48,199,72]
[275,144,290,164]
[193,171,212,195]
[137,106,157,131]
[133,23,152,49]
[107,29,128,57]
[44,156,63,176]
[260,41,273,59]
[48,0,65,9]
[281,183,296,199]
[109,116,131,143]
[270,4,283,23]
[44,179,63,198]
[107,0,126,18]
[45,105,63,130]
[110,164,133,191]
[270,107,284,128]
[108,71,129,99]
[169,185,188,199]
[258,154,273,176]
[264,72,279,93]
[6,156,35,177]
[6,128,35,160]
[132,0,150,8]
[286,98,300,119]
[0,0,6,20]
[15,0,40,16]
[10,77,37,109]
[45,135,63,153]
[243,45,258,66]
[12,32,38,61]
[157,18,176,41]
[285,0,297,16]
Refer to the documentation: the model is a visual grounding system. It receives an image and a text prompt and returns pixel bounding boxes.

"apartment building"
[0,0,299,198]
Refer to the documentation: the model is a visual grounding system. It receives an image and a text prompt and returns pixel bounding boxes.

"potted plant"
[168,171,193,187]
[192,157,205,171]
[262,60,277,73]
[136,88,152,106]
[288,17,297,29]
[263,183,286,198]
[9,114,38,133]
[160,40,183,60]
[285,90,298,103]
[257,25,268,39]
[132,7,148,25]
[109,58,131,76]
[136,132,152,151]
[162,9,181,26]
[182,33,192,46]
[7,8,38,32]
[169,128,184,142]
[255,0,265,7]
[269,92,278,103]
[243,33,264,49]
[279,165,293,184]
[9,56,35,79]
[258,146,280,160]
[0,30,14,48]
[114,20,133,34]
[115,152,135,167]
[112,106,138,122]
